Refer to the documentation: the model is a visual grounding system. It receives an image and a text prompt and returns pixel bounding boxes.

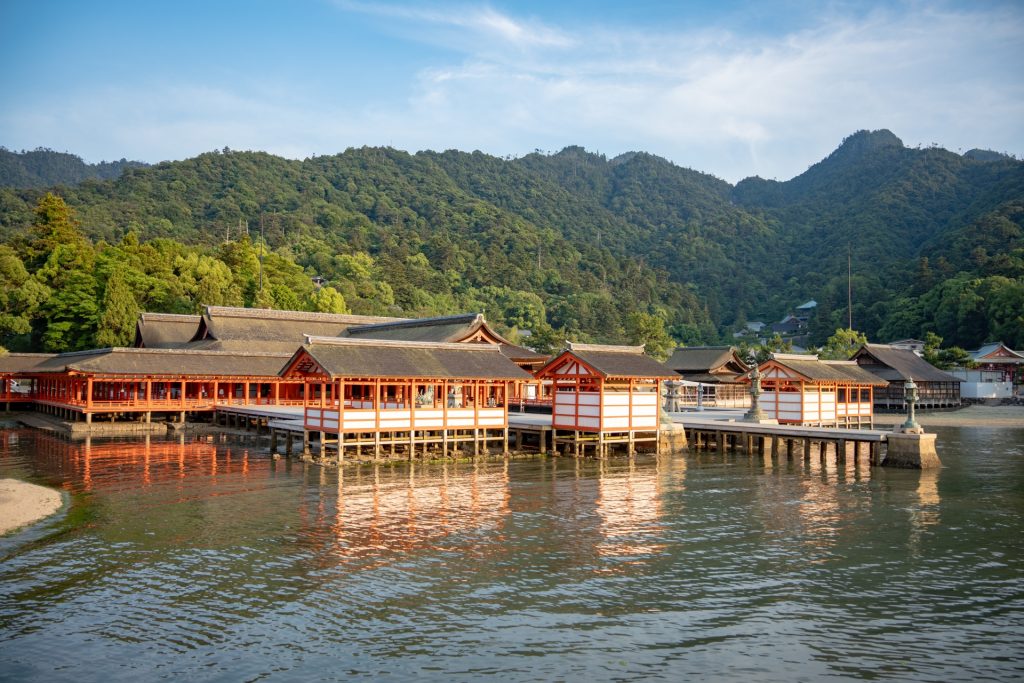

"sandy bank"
[0,479,63,535]
[872,404,1024,428]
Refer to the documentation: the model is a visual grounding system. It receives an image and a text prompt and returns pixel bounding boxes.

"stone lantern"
[743,363,775,423]
[901,377,922,433]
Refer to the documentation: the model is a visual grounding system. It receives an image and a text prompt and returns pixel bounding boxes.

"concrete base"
[741,417,779,425]
[659,423,688,452]
[883,432,941,469]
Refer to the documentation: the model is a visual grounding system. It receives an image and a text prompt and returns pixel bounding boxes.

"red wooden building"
[753,354,888,427]
[280,336,533,459]
[7,347,301,423]
[534,343,675,456]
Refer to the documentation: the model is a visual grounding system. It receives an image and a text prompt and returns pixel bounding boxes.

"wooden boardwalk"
[672,410,888,464]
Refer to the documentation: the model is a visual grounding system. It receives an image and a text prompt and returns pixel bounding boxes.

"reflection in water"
[0,427,1021,683]
[594,457,669,563]
[312,460,512,568]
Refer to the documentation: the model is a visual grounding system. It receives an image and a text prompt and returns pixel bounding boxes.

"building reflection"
[592,454,680,568]
[303,459,513,568]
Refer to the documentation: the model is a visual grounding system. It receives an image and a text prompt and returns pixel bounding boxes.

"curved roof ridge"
[304,335,499,352]
[204,305,405,324]
[346,312,483,333]
[568,342,646,354]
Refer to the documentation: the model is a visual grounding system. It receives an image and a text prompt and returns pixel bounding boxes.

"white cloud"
[3,2,1021,181]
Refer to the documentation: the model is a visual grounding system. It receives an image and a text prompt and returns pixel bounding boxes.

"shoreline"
[871,404,1024,428]
[0,479,64,535]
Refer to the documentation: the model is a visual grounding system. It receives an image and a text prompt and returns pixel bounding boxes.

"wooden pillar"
[716,430,724,454]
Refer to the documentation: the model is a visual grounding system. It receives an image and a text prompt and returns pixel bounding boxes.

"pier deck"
[671,409,888,463]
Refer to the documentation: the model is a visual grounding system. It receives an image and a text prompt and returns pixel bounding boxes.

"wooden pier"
[676,413,887,464]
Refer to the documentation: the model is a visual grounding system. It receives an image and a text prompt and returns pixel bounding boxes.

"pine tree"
[95,270,140,348]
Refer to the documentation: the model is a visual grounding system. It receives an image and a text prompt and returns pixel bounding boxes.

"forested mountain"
[0,130,1021,355]
[0,148,147,188]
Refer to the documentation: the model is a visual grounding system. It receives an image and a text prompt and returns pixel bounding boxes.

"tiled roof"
[0,353,58,373]
[345,312,548,362]
[29,347,292,377]
[198,306,404,343]
[134,313,203,348]
[539,343,675,379]
[971,342,1024,363]
[666,346,749,376]
[291,337,533,380]
[767,354,888,385]
[852,344,963,383]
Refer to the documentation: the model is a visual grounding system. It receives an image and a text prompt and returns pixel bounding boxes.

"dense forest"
[0,147,148,189]
[0,130,1021,356]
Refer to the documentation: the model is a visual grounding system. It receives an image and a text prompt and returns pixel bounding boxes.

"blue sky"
[1,0,1021,182]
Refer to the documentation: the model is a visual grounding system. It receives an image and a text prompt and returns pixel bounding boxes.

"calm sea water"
[1,426,1022,682]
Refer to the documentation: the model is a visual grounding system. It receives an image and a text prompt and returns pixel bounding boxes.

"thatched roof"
[285,337,533,380]
[852,344,963,383]
[196,306,404,343]
[345,312,548,363]
[765,354,887,385]
[134,313,203,348]
[0,353,57,373]
[28,347,292,378]
[538,343,676,380]
[666,346,749,383]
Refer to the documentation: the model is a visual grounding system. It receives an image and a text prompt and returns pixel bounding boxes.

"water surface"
[1,427,1022,681]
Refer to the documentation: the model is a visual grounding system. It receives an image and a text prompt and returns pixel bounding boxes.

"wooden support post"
[474,429,480,457]
[374,431,381,459]
[771,436,779,460]
[302,430,310,456]
[338,433,345,465]
[319,431,326,457]
[503,427,509,456]
[803,438,811,461]
[757,436,765,457]
[286,432,293,456]
[270,429,278,451]
[716,431,724,454]
[838,439,847,462]
[786,438,794,459]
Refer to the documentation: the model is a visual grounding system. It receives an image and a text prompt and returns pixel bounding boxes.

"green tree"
[26,193,90,268]
[820,328,868,360]
[309,286,349,314]
[95,270,141,348]
[39,270,99,351]
[625,311,675,361]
